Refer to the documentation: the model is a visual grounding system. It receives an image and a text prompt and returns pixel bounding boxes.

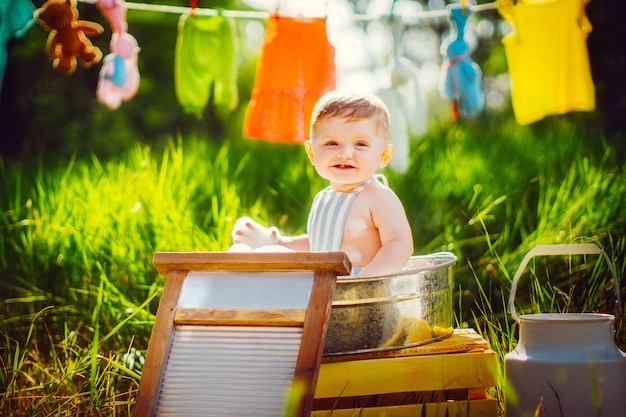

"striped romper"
[307,177,382,274]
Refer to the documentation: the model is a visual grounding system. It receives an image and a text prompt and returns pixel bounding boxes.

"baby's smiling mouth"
[333,162,355,169]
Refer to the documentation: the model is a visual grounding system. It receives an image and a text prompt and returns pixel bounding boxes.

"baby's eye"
[355,141,368,147]
[324,140,338,146]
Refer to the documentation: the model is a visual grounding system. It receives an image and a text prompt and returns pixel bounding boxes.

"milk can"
[504,244,626,417]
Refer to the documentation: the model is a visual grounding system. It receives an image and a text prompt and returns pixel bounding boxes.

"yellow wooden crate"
[310,400,496,417]
[312,329,499,417]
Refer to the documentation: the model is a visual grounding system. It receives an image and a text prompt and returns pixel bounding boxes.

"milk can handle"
[507,243,622,323]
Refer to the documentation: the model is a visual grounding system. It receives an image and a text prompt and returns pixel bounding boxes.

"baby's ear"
[304,140,315,163]
[380,144,394,167]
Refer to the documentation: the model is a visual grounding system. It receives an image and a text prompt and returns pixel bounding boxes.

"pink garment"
[96,32,140,109]
[96,0,127,34]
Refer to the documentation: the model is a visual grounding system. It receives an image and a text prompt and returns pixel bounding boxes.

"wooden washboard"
[133,251,351,417]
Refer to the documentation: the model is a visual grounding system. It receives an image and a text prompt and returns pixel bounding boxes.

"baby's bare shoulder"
[353,183,404,218]
[363,181,402,202]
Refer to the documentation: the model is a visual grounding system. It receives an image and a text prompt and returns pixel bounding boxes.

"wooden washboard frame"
[133,251,351,417]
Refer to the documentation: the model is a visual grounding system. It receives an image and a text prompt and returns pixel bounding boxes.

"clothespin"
[190,0,197,15]
[461,0,471,16]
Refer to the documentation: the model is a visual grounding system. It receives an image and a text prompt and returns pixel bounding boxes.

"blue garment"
[440,5,484,119]
[0,0,35,95]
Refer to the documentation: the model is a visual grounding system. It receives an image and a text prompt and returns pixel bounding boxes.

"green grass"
[1,112,625,416]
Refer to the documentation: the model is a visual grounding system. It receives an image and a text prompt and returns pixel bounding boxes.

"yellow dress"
[497,0,595,125]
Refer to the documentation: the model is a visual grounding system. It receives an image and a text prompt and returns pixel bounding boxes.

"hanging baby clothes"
[96,0,140,110]
[243,14,336,143]
[96,32,140,109]
[96,0,127,34]
[175,13,239,115]
[439,5,484,120]
[497,0,595,125]
[377,18,427,174]
[0,0,35,95]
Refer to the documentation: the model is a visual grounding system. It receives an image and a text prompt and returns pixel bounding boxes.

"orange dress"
[243,15,336,143]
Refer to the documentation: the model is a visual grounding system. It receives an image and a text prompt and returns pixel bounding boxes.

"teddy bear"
[228,217,293,253]
[34,0,103,74]
[96,31,140,109]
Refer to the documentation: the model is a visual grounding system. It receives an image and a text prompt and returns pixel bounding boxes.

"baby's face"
[306,116,393,192]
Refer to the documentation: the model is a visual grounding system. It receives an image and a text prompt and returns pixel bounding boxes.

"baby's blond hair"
[310,90,390,141]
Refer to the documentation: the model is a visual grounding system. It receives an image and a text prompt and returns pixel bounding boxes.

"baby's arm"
[358,189,414,276]
[278,234,310,251]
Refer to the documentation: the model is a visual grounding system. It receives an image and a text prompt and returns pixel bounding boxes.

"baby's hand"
[231,217,282,249]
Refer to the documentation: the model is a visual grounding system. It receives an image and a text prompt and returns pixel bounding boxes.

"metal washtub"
[323,252,457,356]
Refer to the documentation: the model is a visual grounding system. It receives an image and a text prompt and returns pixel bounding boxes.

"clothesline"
[79,0,499,22]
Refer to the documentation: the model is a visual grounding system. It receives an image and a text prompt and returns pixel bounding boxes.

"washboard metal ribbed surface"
[133,252,351,417]
[155,326,302,416]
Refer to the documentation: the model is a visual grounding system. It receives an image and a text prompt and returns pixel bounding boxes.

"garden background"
[1,0,624,415]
